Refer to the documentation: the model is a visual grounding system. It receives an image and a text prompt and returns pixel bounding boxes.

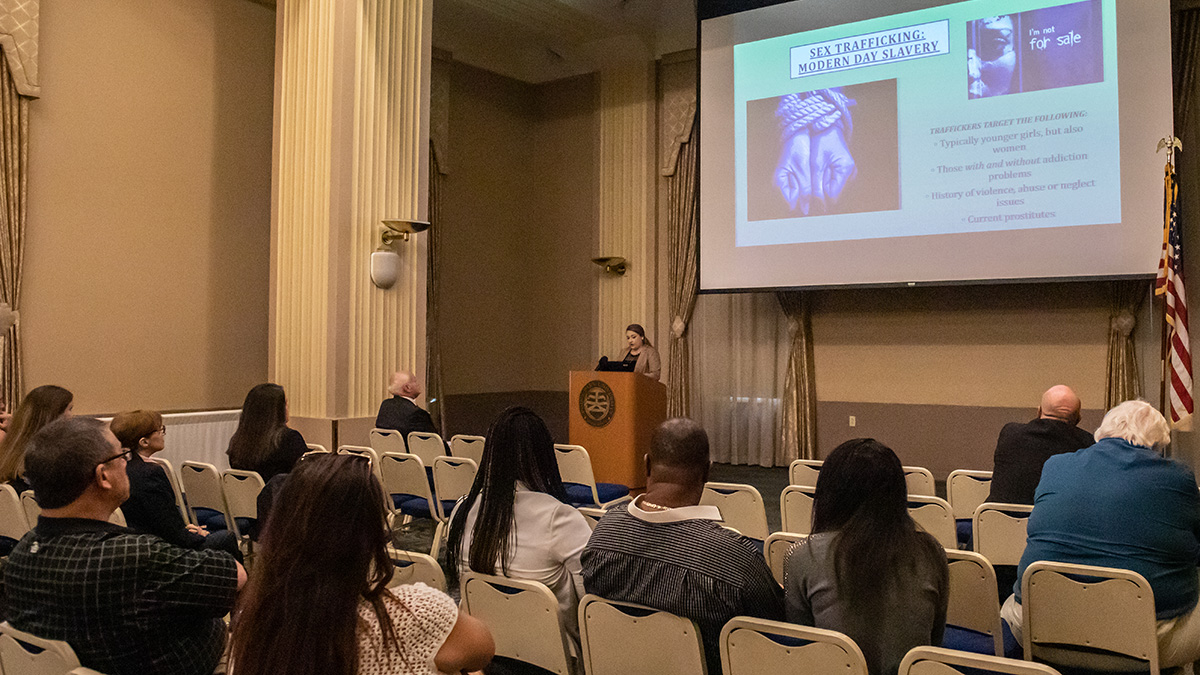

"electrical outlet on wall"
[848,415,856,427]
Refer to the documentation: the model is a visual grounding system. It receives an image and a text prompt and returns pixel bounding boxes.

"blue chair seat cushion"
[956,518,973,549]
[392,495,456,519]
[564,482,629,506]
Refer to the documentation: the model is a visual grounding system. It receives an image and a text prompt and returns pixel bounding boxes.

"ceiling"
[243,0,696,84]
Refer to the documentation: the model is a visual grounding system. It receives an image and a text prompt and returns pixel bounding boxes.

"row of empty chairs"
[0,484,127,545]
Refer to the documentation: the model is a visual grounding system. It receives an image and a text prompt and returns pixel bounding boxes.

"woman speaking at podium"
[620,323,661,381]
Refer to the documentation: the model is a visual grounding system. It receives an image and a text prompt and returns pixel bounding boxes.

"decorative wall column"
[272,0,431,421]
[597,61,656,357]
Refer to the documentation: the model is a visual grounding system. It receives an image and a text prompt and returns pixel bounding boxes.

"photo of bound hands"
[746,78,899,222]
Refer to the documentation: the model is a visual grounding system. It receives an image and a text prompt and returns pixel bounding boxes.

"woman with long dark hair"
[228,453,493,675]
[445,407,592,654]
[226,383,306,482]
[784,438,948,675]
[619,323,661,381]
[0,385,73,494]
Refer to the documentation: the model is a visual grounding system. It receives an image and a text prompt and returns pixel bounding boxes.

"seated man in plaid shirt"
[5,417,245,675]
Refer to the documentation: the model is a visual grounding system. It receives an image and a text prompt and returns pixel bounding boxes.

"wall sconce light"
[371,219,431,289]
[591,256,627,276]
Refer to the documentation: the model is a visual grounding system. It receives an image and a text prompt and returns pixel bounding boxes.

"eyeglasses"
[96,448,134,466]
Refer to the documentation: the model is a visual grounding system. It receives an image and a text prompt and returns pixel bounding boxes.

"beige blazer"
[623,344,661,382]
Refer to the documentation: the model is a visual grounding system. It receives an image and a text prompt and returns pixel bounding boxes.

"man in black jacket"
[987,384,1095,505]
[375,370,437,448]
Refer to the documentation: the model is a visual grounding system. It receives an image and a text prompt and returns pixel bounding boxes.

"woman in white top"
[446,407,593,657]
[228,453,494,675]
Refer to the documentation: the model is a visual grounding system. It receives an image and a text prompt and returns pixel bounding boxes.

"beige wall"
[24,0,275,414]
[440,62,597,395]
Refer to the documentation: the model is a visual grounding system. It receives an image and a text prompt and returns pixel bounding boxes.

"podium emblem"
[579,380,616,427]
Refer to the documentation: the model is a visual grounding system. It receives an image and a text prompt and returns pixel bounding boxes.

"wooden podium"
[568,371,667,490]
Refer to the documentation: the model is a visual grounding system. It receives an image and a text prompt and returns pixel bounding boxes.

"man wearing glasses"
[3,417,247,675]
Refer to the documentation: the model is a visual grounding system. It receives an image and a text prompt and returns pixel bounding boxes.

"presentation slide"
[700,0,1172,291]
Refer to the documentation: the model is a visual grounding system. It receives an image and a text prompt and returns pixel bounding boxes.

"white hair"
[1094,400,1171,450]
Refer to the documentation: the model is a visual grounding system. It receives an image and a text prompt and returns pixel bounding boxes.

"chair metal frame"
[903,465,937,497]
[907,495,957,549]
[406,431,447,467]
[899,646,1062,675]
[763,531,806,586]
[780,484,816,535]
[787,459,822,487]
[179,461,234,533]
[945,549,1004,656]
[701,482,769,541]
[149,456,190,524]
[720,616,869,675]
[973,502,1033,566]
[1020,561,1160,674]
[0,483,29,541]
[947,469,993,520]
[379,452,446,558]
[553,444,630,509]
[461,572,574,675]
[0,621,106,675]
[578,594,707,675]
[386,546,447,591]
[449,434,486,464]
[432,455,478,506]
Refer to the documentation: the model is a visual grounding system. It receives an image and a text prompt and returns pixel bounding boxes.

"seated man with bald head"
[987,385,1095,505]
[581,418,784,672]
[375,370,437,447]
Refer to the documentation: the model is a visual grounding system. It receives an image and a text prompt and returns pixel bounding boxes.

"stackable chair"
[764,531,806,586]
[461,573,573,675]
[386,546,446,591]
[903,465,937,497]
[899,646,1061,675]
[338,445,384,483]
[554,444,630,508]
[0,484,30,549]
[578,506,606,530]
[109,508,127,527]
[973,503,1033,567]
[788,459,822,487]
[149,456,190,523]
[449,434,486,464]
[432,456,478,507]
[941,550,1007,657]
[701,482,769,543]
[406,431,447,467]
[305,443,329,453]
[20,491,39,528]
[379,452,453,558]
[221,469,265,545]
[1020,561,1160,674]
[369,428,406,455]
[578,595,706,675]
[947,469,992,548]
[0,621,105,675]
[906,495,957,549]
[780,485,816,534]
[179,461,234,532]
[721,618,868,675]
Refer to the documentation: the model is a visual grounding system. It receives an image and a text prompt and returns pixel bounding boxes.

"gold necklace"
[639,498,671,511]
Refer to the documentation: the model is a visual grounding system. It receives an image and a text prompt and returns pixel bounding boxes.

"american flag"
[1156,161,1193,431]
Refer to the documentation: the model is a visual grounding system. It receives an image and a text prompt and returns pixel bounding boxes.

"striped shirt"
[4,516,239,675]
[581,497,784,670]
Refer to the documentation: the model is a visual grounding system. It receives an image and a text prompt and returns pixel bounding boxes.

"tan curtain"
[666,117,698,417]
[0,53,26,409]
[1104,280,1147,409]
[776,291,818,463]
[426,143,445,434]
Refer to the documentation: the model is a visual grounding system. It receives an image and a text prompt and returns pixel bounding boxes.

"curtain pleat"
[426,143,444,434]
[1104,280,1146,409]
[666,118,699,418]
[0,53,26,410]
[776,291,818,464]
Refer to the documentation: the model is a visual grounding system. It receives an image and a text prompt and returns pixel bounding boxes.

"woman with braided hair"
[445,407,593,661]
[773,87,858,215]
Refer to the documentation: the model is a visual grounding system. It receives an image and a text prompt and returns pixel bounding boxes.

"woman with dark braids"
[228,453,493,675]
[445,407,592,658]
[784,438,948,675]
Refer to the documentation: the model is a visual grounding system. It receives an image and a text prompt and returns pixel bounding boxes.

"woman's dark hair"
[0,385,73,483]
[445,407,568,583]
[227,383,288,470]
[228,453,399,675]
[812,438,943,611]
[625,323,652,348]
